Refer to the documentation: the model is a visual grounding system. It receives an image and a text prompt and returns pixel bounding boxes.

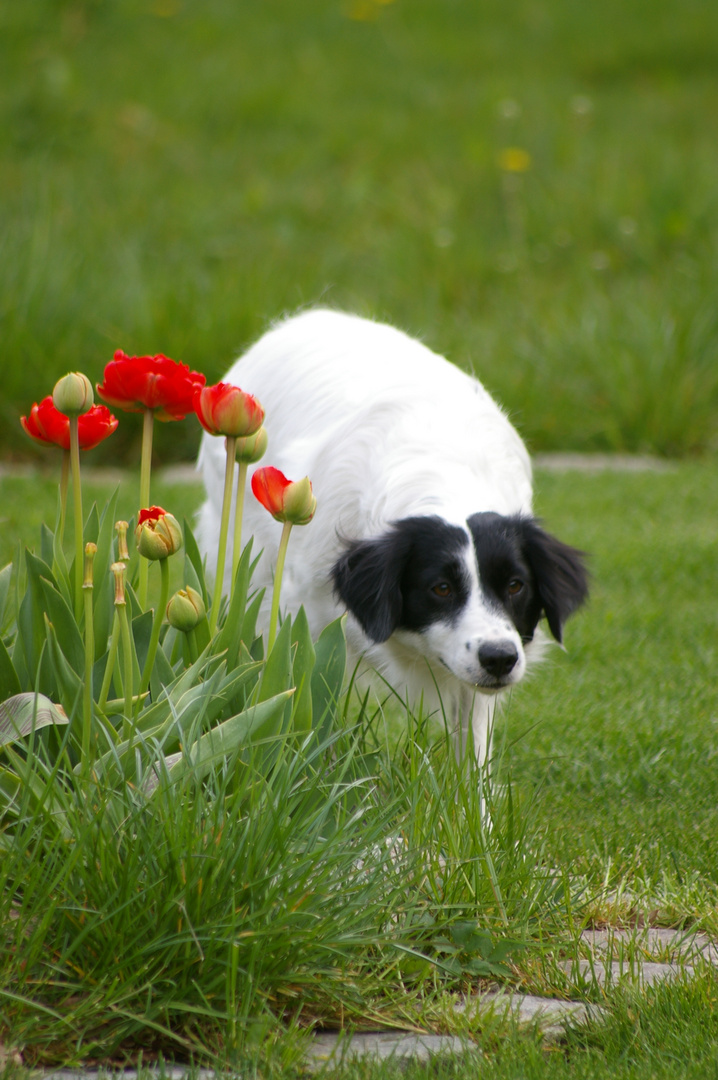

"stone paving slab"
[562,958,692,988]
[454,990,604,1044]
[305,1031,472,1070]
[580,927,718,964]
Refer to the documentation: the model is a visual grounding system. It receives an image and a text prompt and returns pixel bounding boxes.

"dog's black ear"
[520,520,589,643]
[332,531,411,643]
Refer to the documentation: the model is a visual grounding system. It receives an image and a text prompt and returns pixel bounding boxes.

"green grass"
[3,0,718,461]
[2,462,717,1074]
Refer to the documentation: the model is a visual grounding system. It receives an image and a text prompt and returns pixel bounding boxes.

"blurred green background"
[3,0,718,464]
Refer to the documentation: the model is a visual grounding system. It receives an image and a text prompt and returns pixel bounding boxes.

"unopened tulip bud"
[115,520,130,562]
[234,425,268,464]
[111,561,127,606]
[195,383,264,438]
[52,372,94,416]
[251,467,317,526]
[166,586,205,631]
[282,475,316,525]
[83,542,97,589]
[135,506,182,560]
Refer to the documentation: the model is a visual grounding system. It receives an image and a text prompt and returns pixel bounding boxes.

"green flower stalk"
[59,449,70,548]
[194,382,265,636]
[111,561,134,738]
[232,426,268,591]
[135,507,182,705]
[98,521,131,713]
[82,542,97,768]
[137,407,154,608]
[52,372,94,619]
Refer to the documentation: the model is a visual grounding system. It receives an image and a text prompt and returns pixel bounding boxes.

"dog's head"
[332,513,588,693]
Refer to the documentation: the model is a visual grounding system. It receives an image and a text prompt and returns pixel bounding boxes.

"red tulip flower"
[251,467,317,651]
[21,397,118,450]
[97,351,206,421]
[251,467,316,525]
[194,382,265,438]
[98,350,204,607]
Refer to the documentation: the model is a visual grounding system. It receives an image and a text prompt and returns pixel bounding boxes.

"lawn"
[2,460,716,1075]
[3,0,718,463]
[3,0,718,1073]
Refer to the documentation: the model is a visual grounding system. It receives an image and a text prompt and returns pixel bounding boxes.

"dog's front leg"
[453,688,493,768]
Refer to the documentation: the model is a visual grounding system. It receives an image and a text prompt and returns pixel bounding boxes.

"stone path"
[33,930,718,1076]
[301,926,716,1070]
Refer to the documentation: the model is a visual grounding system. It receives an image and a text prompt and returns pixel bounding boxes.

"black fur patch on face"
[332,516,471,643]
[467,512,589,643]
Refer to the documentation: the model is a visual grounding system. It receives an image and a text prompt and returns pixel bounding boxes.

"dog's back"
[197,309,534,639]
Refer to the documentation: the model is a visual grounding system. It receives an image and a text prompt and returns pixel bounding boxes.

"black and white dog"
[197,310,588,762]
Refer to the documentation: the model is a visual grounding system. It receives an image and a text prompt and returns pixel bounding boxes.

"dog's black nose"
[478,641,519,678]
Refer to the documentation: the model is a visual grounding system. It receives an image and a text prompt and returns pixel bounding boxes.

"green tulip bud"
[166,586,206,631]
[135,506,182,560]
[52,372,94,416]
[235,425,268,464]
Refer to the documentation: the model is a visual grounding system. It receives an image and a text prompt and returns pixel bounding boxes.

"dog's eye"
[507,579,524,596]
[431,582,452,598]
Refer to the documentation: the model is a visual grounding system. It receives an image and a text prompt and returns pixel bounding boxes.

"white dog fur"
[197,309,588,762]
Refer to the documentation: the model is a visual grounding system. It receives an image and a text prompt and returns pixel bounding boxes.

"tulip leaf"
[43,615,83,717]
[214,537,255,663]
[16,551,57,684]
[149,633,178,700]
[0,636,21,702]
[183,517,209,608]
[0,692,69,746]
[257,615,292,704]
[241,592,264,657]
[163,689,295,788]
[291,606,315,733]
[0,562,13,630]
[131,610,153,685]
[311,616,347,740]
[40,523,55,569]
[84,501,101,546]
[39,577,84,677]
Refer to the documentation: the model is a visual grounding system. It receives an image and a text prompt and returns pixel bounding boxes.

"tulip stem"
[59,448,70,549]
[82,550,95,769]
[138,557,170,706]
[118,602,134,740]
[267,521,293,653]
[69,416,84,620]
[209,435,236,636]
[231,459,248,591]
[187,627,199,665]
[138,407,154,609]
[98,612,121,711]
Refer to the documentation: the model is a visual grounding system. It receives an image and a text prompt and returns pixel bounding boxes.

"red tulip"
[194,382,265,438]
[251,466,316,525]
[97,351,206,422]
[21,397,118,450]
